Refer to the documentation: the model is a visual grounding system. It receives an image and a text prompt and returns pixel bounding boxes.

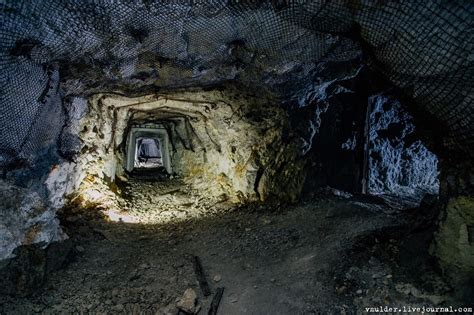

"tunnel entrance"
[135,138,162,169]
[125,125,172,175]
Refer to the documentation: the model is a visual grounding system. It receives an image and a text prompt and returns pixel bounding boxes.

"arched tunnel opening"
[0,1,472,314]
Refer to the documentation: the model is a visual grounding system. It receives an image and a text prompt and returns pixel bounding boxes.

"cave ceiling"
[0,0,472,160]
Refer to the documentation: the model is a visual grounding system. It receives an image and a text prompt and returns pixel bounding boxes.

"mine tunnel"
[0,1,473,314]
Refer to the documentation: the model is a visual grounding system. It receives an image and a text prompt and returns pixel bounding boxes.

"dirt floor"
[0,178,461,314]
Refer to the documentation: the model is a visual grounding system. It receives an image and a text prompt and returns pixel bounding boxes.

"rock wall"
[0,180,67,262]
[368,95,439,198]
[63,87,306,207]
[288,62,369,194]
[281,62,440,199]
[431,161,474,297]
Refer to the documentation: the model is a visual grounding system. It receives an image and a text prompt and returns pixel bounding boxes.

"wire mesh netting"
[0,0,472,167]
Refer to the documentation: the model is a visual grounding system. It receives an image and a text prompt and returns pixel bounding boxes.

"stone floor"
[116,177,228,224]
[0,180,460,314]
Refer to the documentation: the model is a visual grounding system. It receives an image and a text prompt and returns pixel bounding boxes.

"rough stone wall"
[155,90,304,202]
[0,180,67,261]
[58,93,130,209]
[286,63,440,199]
[287,61,368,194]
[431,161,474,296]
[66,87,305,206]
[368,94,439,198]
[0,150,75,261]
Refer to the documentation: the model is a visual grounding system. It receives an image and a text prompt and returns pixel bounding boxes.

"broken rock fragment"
[213,274,221,283]
[177,288,200,314]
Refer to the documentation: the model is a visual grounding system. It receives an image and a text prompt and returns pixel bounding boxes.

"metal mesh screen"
[0,0,472,167]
